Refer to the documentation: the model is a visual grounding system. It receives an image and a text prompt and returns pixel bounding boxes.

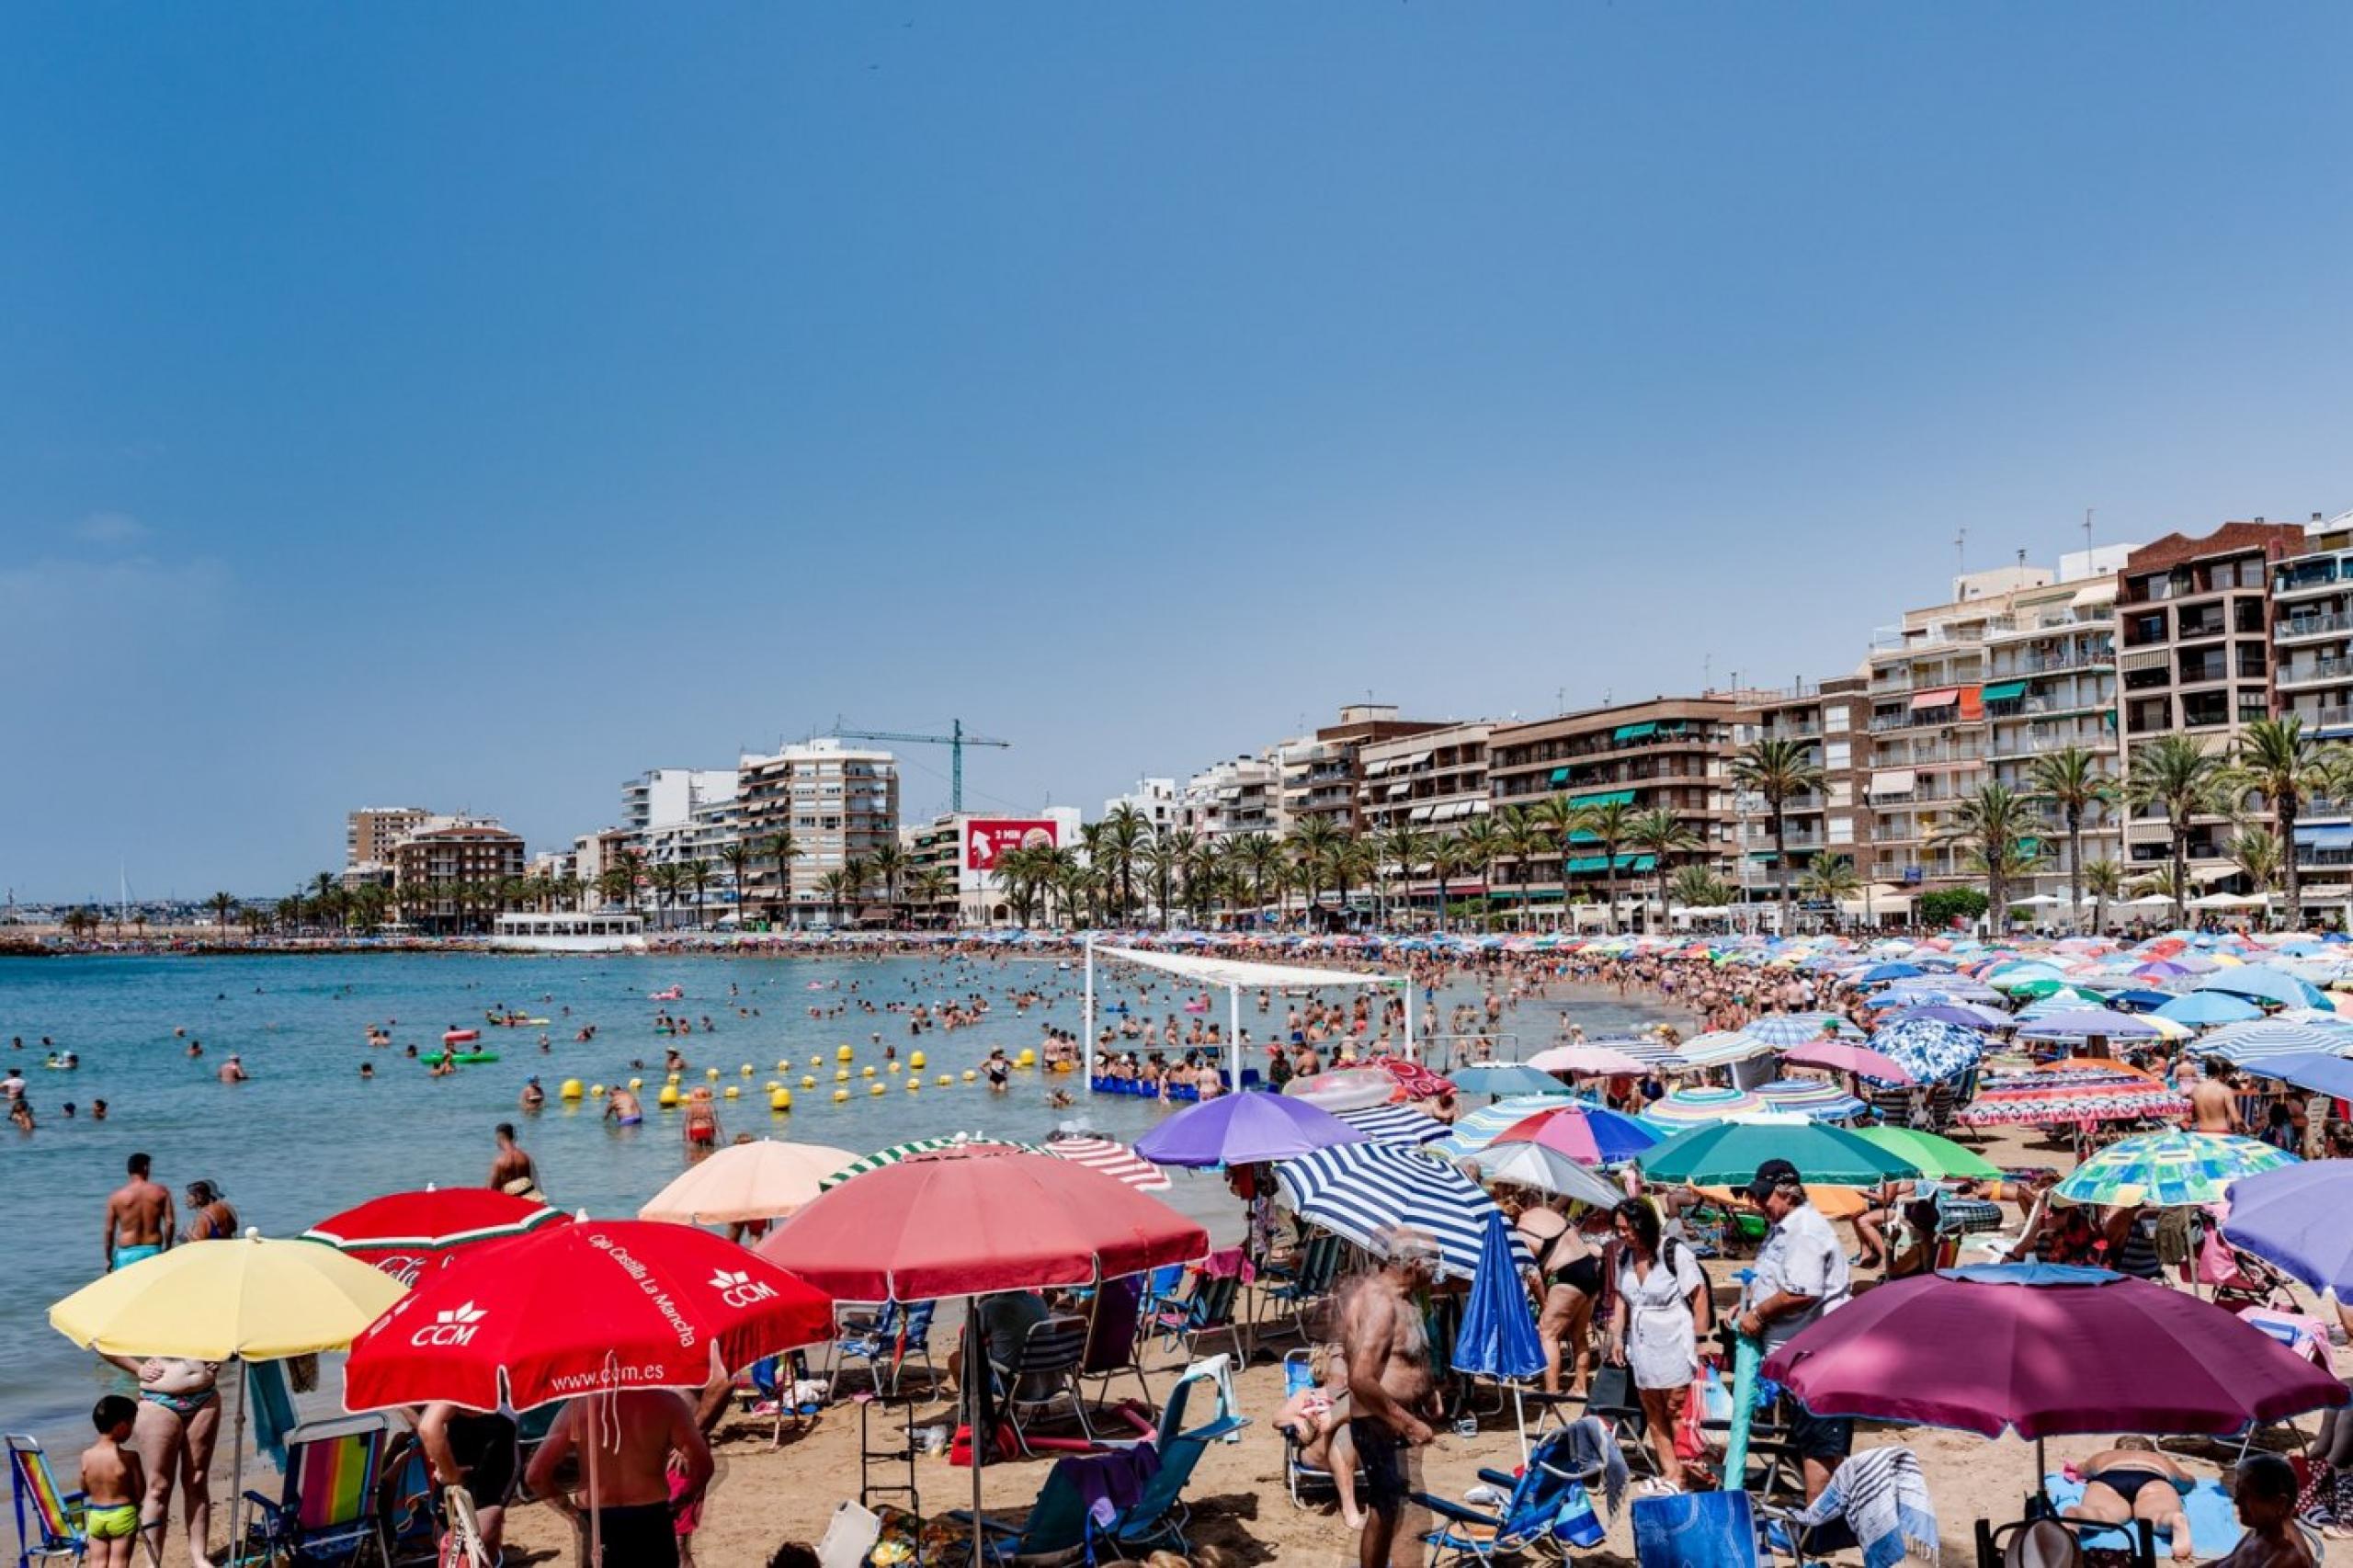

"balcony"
[2279,656,2353,689]
[2279,611,2353,643]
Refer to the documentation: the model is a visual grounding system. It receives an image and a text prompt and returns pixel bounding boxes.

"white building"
[905,806,1086,926]
[621,768,738,842]
[1101,778,1182,833]
[1180,756,1282,837]
[735,738,901,923]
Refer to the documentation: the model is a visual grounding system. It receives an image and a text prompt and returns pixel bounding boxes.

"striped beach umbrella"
[1751,1079,1870,1122]
[1333,1104,1450,1147]
[2200,1020,2352,1066]
[2054,1131,2297,1210]
[1274,1142,1530,1282]
[1040,1135,1172,1191]
[1639,1085,1776,1130]
[821,1132,1036,1189]
[1742,1013,1861,1047]
[1673,1032,1779,1069]
[1868,1018,1986,1084]
[1429,1094,1596,1158]
[1954,1061,2186,1129]
[2013,1007,2161,1043]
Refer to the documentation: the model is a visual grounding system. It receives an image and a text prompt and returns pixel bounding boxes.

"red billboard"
[965,818,1059,871]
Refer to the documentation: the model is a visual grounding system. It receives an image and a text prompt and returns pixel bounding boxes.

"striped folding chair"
[237,1415,390,1566]
[7,1435,86,1568]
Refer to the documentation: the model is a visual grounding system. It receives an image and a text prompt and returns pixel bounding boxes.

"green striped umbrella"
[819,1132,1040,1189]
[1636,1121,1922,1189]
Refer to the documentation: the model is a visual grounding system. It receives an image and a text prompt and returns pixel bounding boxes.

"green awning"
[1568,789,1635,809]
[1564,853,1658,874]
[1982,679,2029,702]
[1613,722,1658,743]
[1548,767,1570,785]
[1749,850,1783,861]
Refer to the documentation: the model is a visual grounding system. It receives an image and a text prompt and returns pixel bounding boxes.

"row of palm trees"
[1922,717,2350,933]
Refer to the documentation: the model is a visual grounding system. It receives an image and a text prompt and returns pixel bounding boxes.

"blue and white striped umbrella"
[1752,1079,1871,1122]
[1333,1104,1450,1147]
[1275,1142,1531,1282]
[1429,1094,1598,1158]
[2192,967,2326,1010]
[1674,1031,1779,1068]
[2200,1020,2353,1065]
[1867,1017,1986,1084]
[2013,1007,2161,1042]
[1743,1014,1860,1047]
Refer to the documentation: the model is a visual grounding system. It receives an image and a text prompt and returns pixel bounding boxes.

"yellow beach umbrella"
[51,1232,406,1359]
[636,1138,858,1226]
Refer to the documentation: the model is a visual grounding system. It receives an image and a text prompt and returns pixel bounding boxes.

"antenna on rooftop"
[2085,507,2096,552]
[1955,528,1967,575]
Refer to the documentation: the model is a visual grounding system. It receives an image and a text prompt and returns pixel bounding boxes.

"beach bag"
[1549,1479,1606,1550]
[1631,1490,1756,1567]
[1697,1363,1735,1426]
[1674,1379,1709,1462]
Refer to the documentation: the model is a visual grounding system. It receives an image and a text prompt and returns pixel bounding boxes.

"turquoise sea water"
[0,950,1680,1450]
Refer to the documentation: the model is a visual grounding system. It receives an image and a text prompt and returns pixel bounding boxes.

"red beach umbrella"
[302,1187,568,1284]
[342,1218,832,1414]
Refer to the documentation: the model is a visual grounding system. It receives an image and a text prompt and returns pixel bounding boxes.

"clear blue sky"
[6,3,2349,901]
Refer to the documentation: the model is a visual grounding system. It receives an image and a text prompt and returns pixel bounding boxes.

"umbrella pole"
[1083,938,1096,1090]
[969,1295,984,1567]
[228,1358,247,1566]
[1228,984,1240,1096]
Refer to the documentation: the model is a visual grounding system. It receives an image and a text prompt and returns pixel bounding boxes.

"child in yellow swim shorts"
[78,1395,146,1566]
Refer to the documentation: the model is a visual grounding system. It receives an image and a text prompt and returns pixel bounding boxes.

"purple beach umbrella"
[2222,1163,2353,1299]
[1132,1090,1368,1169]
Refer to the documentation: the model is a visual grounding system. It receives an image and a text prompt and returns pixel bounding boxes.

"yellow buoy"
[705,1067,721,1081]
[629,1076,644,1091]
[869,1082,886,1096]
[741,1063,755,1076]
[937,1074,952,1086]
[771,1087,791,1111]
[810,1055,822,1068]
[906,1079,921,1093]
[559,1078,584,1100]
[910,1051,926,1070]
[835,1068,850,1083]
[887,1061,902,1074]
[961,1070,976,1083]
[722,1085,739,1100]
[836,1045,854,1062]
[801,1074,817,1089]
[657,1085,680,1108]
[590,1083,607,1098]
[833,1088,850,1104]
[1017,1049,1036,1067]
[776,1060,791,1072]
[861,1065,876,1079]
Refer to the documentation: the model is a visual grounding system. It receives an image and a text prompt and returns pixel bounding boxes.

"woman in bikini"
[182,1180,238,1242]
[102,1356,221,1565]
[2065,1437,2195,1562]
[1520,1205,1608,1399]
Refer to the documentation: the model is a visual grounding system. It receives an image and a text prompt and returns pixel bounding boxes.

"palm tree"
[719,842,753,926]
[2083,856,2125,932]
[1732,738,1827,933]
[1098,804,1151,923]
[614,847,649,920]
[2025,745,2116,934]
[762,831,801,926]
[649,862,686,930]
[1453,814,1508,932]
[1378,826,1438,930]
[1669,862,1736,915]
[1427,833,1469,931]
[2230,825,2284,907]
[1936,783,2042,933]
[2228,717,2324,932]
[1232,833,1284,928]
[1798,854,1862,929]
[1571,800,1640,934]
[1625,808,1702,935]
[209,891,239,937]
[597,866,631,910]
[1323,835,1374,928]
[1134,832,1184,929]
[2131,862,2187,912]
[905,864,953,926]
[2125,736,2229,927]
[1285,817,1347,928]
[1499,809,1555,930]
[684,858,714,929]
[817,868,858,923]
[1524,796,1583,900]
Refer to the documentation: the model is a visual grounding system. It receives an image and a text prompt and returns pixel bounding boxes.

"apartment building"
[1731,674,1871,905]
[1277,705,1446,835]
[1100,778,1182,834]
[1485,697,1736,923]
[390,816,528,927]
[1358,722,1493,836]
[1862,567,2053,893]
[346,806,431,871]
[900,808,1086,926]
[1179,756,1282,838]
[2271,513,2353,906]
[734,738,900,922]
[2119,522,2306,889]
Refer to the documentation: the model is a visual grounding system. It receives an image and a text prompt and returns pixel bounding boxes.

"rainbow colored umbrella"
[2054,1131,2296,1209]
[1638,1085,1775,1130]
[1955,1060,2186,1129]
[1751,1078,1870,1122]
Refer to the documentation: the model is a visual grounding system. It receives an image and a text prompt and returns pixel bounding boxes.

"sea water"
[0,949,1680,1449]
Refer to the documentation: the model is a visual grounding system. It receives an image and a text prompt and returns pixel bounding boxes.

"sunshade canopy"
[52,1233,408,1360]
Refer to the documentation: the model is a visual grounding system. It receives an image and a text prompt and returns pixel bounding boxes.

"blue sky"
[6,3,2348,900]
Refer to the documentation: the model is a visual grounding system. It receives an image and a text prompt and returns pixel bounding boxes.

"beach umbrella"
[1765,1263,2346,1456]
[1636,1121,1920,1189]
[53,1233,412,1557]
[1639,1086,1782,1130]
[1741,1014,1859,1047]
[1851,1126,2002,1182]
[2221,1164,2353,1298]
[1429,1094,1600,1157]
[1132,1091,1368,1168]
[1275,1142,1532,1282]
[1453,1210,1548,1457]
[1781,1039,1915,1084]
[1859,962,1924,983]
[1749,1078,1870,1122]
[1449,1063,1575,1098]
[304,1187,569,1282]
[1376,1055,1457,1102]
[2234,1051,2353,1103]
[1867,1017,1985,1083]
[2192,965,2325,1008]
[2053,1131,2296,1210]
[2012,1007,2159,1043]
[637,1139,860,1225]
[1333,1103,1451,1147]
[1037,1134,1174,1191]
[2200,1019,2353,1066]
[821,1131,1037,1188]
[1486,1103,1660,1165]
[1954,1060,2187,1129]
[1884,1003,2006,1031]
[1670,1031,1779,1069]
[1461,1139,1638,1209]
[1525,1044,1653,1076]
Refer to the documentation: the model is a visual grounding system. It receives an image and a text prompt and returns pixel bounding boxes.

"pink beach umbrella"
[1780,1040,1915,1085]
[1526,1044,1652,1076]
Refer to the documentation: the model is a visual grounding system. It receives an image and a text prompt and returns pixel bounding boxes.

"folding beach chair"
[1972,1515,2154,1568]
[1152,1267,1247,1366]
[6,1435,85,1568]
[1414,1422,1610,1567]
[380,1440,438,1567]
[1275,1349,1360,1510]
[999,1315,1094,1456]
[237,1415,391,1567]
[829,1299,938,1399]
[1256,1231,1348,1346]
[1076,1276,1156,1413]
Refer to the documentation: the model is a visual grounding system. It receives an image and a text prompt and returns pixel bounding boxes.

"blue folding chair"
[1413,1424,1608,1567]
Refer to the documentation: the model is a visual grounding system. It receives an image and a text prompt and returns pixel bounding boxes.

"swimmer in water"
[359,1062,374,1080]
[606,1086,643,1126]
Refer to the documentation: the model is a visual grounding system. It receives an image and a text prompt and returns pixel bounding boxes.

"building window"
[2182,690,2230,729]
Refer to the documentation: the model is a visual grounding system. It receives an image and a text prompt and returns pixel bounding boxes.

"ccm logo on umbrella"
[411,1301,488,1347]
[710,1269,777,1309]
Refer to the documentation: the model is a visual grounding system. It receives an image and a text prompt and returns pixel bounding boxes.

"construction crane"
[829,718,1010,813]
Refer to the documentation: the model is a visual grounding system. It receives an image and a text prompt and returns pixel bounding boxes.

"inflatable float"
[442,1028,481,1046]
[430,1051,501,1066]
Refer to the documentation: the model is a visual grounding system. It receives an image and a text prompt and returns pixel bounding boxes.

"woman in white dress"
[1603,1198,1710,1492]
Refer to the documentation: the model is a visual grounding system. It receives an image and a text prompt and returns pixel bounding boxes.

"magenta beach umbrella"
[1132,1090,1368,1169]
[1765,1263,2345,1451]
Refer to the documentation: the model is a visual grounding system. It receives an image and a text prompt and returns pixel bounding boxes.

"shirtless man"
[1340,1227,1440,1568]
[2210,1453,2314,1567]
[2190,1057,2243,1134]
[104,1153,175,1272]
[488,1123,544,1200]
[215,1055,247,1085]
[522,1387,712,1568]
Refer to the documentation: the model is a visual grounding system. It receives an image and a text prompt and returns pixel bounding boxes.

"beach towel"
[249,1358,299,1471]
[1056,1443,1163,1529]
[2041,1473,2243,1557]
[1557,1415,1630,1518]
[1791,1447,1937,1568]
